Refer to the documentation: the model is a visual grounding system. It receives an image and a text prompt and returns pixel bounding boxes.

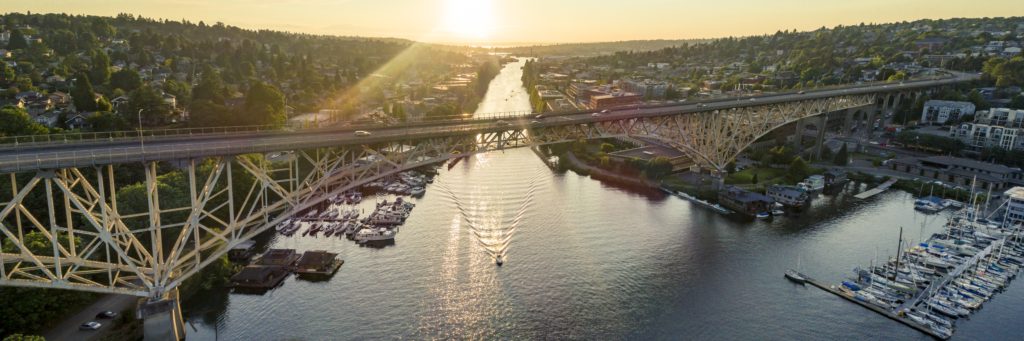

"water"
[183,58,1024,340]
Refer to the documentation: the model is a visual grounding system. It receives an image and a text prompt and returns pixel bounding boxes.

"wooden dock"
[855,178,899,199]
[802,275,947,340]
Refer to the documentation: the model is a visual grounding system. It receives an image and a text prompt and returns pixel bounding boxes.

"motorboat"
[495,255,504,266]
[355,227,396,243]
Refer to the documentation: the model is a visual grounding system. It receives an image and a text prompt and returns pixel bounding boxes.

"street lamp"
[137,108,146,154]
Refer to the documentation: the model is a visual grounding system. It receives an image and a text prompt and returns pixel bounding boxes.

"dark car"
[96,311,118,319]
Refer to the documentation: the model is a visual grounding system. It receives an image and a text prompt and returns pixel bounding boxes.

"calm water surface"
[183,58,1024,340]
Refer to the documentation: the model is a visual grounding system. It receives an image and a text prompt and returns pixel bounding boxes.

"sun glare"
[442,0,495,40]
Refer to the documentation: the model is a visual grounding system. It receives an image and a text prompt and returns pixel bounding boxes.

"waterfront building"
[718,186,773,216]
[590,92,641,109]
[888,155,1024,191]
[1006,187,1024,227]
[823,169,849,189]
[921,100,975,125]
[766,185,809,208]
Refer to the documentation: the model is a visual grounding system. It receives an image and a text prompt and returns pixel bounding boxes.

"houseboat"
[767,185,810,209]
[718,186,773,217]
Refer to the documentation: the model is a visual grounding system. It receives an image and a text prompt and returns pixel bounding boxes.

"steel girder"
[0,94,874,297]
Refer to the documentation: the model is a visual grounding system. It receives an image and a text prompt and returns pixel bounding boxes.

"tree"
[96,96,113,112]
[127,85,171,125]
[788,156,811,182]
[600,143,616,153]
[86,111,129,131]
[192,65,226,104]
[1010,95,1024,110]
[646,157,674,179]
[967,89,989,111]
[89,49,112,85]
[3,334,46,341]
[110,69,142,92]
[6,29,27,50]
[752,173,759,184]
[71,73,98,112]
[0,106,48,137]
[243,81,287,126]
[833,144,849,166]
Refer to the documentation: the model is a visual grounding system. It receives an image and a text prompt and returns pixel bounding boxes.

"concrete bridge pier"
[791,117,806,151]
[138,289,186,340]
[813,114,828,161]
[842,108,855,136]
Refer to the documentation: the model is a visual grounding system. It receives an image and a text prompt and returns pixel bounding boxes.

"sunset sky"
[5,0,1024,44]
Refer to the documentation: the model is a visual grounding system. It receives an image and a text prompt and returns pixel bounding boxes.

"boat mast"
[892,227,903,282]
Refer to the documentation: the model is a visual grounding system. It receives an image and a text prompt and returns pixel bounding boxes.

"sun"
[442,0,495,40]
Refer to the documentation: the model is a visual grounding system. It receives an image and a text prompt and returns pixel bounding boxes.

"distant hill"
[497,39,707,57]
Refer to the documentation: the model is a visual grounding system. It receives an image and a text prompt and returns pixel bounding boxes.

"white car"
[600,109,610,114]
[354,131,372,137]
[591,113,602,117]
[80,321,102,330]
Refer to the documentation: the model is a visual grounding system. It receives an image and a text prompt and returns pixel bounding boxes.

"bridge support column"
[791,117,806,151]
[138,289,186,341]
[813,114,828,161]
[842,108,855,137]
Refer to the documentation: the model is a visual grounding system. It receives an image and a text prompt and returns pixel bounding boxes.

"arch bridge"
[0,72,972,338]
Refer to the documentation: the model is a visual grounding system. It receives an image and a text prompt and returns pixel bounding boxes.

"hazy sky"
[5,0,1024,44]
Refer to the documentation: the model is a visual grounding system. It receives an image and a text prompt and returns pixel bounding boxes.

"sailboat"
[785,253,807,284]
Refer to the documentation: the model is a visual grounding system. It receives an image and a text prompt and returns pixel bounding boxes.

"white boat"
[409,187,425,195]
[801,175,826,192]
[355,227,396,242]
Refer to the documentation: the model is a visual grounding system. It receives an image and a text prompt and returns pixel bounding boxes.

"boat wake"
[436,161,545,264]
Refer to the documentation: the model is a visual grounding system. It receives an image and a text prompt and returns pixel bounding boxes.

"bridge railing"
[0,119,527,172]
[0,110,537,150]
[0,71,966,149]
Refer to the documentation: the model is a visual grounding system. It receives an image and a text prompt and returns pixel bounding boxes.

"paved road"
[0,71,978,173]
[42,294,138,341]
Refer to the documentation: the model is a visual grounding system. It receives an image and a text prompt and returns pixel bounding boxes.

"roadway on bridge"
[0,72,977,173]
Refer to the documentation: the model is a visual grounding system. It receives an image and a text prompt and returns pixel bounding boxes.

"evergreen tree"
[752,173,759,184]
[71,73,97,112]
[110,69,142,92]
[89,49,111,85]
[6,29,28,50]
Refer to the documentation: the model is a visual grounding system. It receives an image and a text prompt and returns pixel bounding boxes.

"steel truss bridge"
[0,72,973,338]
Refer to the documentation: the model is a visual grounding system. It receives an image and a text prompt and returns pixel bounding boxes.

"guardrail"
[0,71,969,150]
[0,119,528,172]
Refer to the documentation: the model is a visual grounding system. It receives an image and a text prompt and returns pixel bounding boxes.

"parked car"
[80,321,102,330]
[354,130,372,137]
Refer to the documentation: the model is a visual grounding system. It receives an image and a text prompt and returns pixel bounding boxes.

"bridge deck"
[0,73,975,173]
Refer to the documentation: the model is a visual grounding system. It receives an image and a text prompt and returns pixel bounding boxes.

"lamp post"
[137,108,146,154]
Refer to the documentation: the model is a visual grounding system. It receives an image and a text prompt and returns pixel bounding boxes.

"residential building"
[1006,187,1024,227]
[950,108,1024,151]
[889,155,1024,191]
[975,108,1024,128]
[921,100,975,125]
[951,123,1023,151]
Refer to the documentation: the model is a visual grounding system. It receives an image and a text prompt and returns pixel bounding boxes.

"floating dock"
[802,274,947,340]
[855,178,899,199]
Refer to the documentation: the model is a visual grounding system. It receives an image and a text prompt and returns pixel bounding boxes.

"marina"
[803,202,1024,340]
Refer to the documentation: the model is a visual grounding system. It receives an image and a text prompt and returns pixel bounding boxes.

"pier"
[855,178,899,199]
[898,239,1002,312]
[803,275,947,340]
